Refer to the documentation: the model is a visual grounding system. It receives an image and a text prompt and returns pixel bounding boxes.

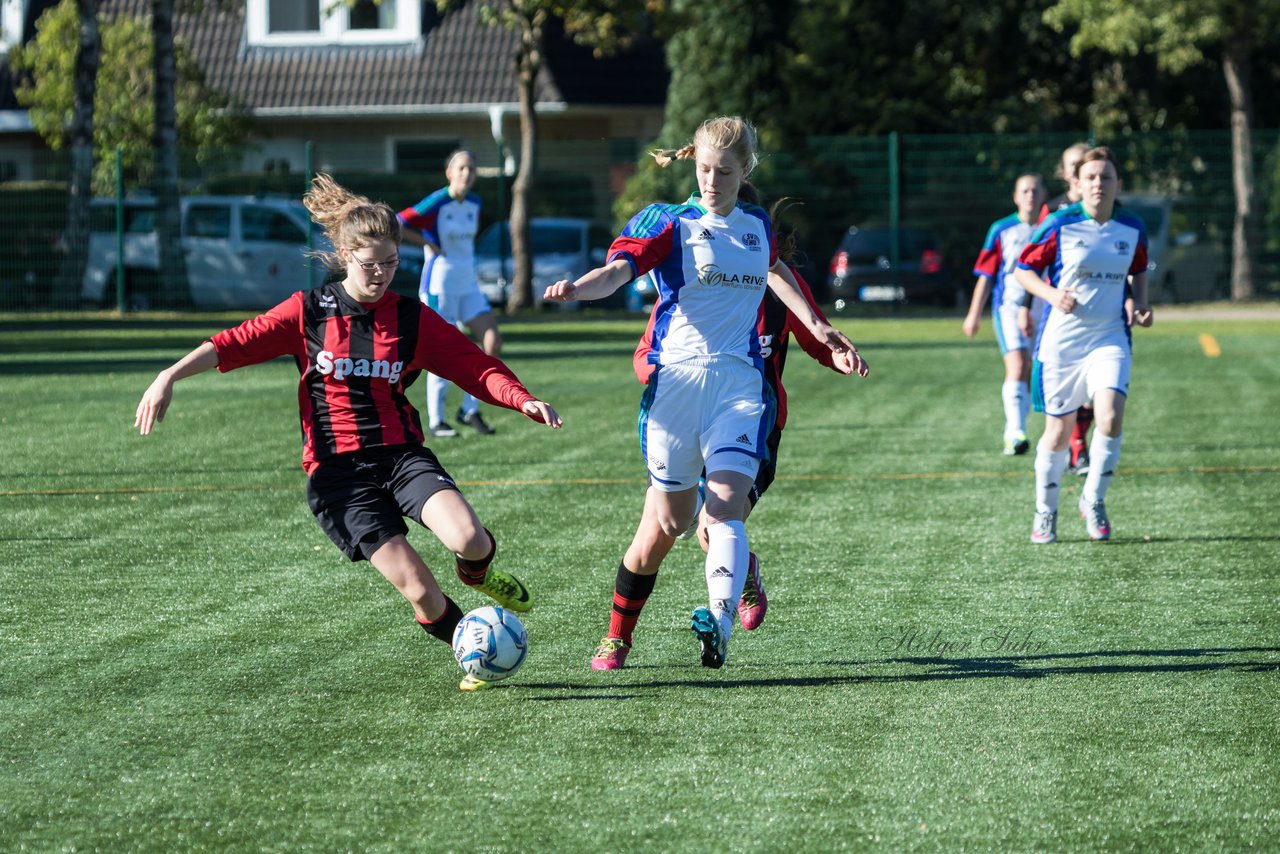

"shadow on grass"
[517,646,1280,694]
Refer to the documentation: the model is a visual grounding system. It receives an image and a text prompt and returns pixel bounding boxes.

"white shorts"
[1033,345,1130,416]
[639,357,773,491]
[425,288,491,327]
[993,302,1032,354]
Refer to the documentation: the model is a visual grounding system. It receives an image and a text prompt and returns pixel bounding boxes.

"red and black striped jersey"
[210,282,538,473]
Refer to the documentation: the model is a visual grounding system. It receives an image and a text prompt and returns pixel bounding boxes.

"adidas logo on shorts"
[736,434,751,444]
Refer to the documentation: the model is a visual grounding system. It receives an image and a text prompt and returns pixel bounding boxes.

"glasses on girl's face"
[351,256,399,273]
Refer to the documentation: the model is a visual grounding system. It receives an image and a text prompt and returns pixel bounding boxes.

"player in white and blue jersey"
[1014,146,1153,544]
[543,117,863,671]
[398,149,502,438]
[963,173,1047,455]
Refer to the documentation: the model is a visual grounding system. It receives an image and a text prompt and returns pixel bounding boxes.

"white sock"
[1002,380,1028,438]
[426,373,449,425]
[1083,432,1122,504]
[705,520,748,642]
[1035,441,1070,513]
[458,393,479,418]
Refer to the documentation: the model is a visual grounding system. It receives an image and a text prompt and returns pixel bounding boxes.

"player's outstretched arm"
[768,262,868,377]
[544,258,632,303]
[135,341,220,435]
[520,399,564,429]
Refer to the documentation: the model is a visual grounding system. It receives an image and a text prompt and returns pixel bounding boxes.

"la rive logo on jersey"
[314,350,404,384]
[696,264,766,289]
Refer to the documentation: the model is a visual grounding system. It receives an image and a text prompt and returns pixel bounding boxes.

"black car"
[827,225,962,309]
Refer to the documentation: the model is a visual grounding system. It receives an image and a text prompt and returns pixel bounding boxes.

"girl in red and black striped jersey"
[135,175,562,691]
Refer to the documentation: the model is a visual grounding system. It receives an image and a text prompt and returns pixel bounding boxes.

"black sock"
[608,562,658,645]
[456,528,497,585]
[417,597,464,645]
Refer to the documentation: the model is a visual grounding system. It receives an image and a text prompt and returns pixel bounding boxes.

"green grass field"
[2,306,1278,851]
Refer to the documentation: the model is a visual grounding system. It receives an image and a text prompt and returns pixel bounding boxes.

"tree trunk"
[1222,25,1256,301]
[55,0,100,309]
[505,9,542,314]
[152,0,190,308]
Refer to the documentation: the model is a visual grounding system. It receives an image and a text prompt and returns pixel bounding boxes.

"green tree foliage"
[437,0,654,310]
[10,0,248,194]
[1044,0,1280,298]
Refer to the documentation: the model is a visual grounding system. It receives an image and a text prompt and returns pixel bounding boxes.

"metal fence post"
[305,141,315,284]
[114,146,125,313]
[889,131,901,283]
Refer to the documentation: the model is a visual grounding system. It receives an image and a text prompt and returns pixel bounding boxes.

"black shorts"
[748,426,783,508]
[306,444,460,562]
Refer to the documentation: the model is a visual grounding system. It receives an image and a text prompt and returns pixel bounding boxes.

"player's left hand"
[522,400,564,428]
[1130,304,1154,327]
[833,347,869,377]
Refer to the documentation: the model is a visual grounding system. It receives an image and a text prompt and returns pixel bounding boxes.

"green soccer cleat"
[469,567,533,613]
[458,673,491,692]
[1003,433,1030,456]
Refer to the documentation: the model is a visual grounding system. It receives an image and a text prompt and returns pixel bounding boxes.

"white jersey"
[397,188,481,297]
[1017,204,1148,361]
[973,213,1037,309]
[609,198,778,369]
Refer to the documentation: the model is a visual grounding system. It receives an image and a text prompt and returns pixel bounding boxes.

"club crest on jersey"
[314,349,404,384]
[697,264,767,289]
[1114,240,1130,253]
[743,232,762,251]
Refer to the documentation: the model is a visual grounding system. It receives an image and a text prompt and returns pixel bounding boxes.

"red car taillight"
[920,248,943,274]
[830,250,848,278]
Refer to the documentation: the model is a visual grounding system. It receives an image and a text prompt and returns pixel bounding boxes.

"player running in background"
[963,173,1048,456]
[1014,147,1153,544]
[1032,141,1095,474]
[398,149,503,438]
[544,117,862,670]
[136,174,562,691]
[586,183,864,670]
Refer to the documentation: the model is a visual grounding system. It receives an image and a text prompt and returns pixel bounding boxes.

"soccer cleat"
[1031,510,1058,544]
[1003,433,1031,456]
[458,408,496,435]
[1069,446,1090,476]
[469,567,533,612]
[458,673,491,692]
[738,552,767,630]
[430,421,459,438]
[1079,497,1111,541]
[590,636,631,671]
[691,606,727,669]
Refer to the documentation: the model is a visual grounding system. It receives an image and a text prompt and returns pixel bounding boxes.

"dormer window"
[1,0,24,53]
[246,0,420,46]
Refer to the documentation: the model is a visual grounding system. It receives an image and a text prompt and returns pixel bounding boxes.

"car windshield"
[1121,202,1165,237]
[477,223,582,256]
[842,228,935,260]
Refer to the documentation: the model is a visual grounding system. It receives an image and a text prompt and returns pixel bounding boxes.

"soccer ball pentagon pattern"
[452,606,529,682]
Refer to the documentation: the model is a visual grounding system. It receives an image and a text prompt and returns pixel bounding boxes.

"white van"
[473,217,612,309]
[1119,194,1229,303]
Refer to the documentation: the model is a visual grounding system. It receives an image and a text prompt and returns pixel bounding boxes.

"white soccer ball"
[452,605,528,682]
